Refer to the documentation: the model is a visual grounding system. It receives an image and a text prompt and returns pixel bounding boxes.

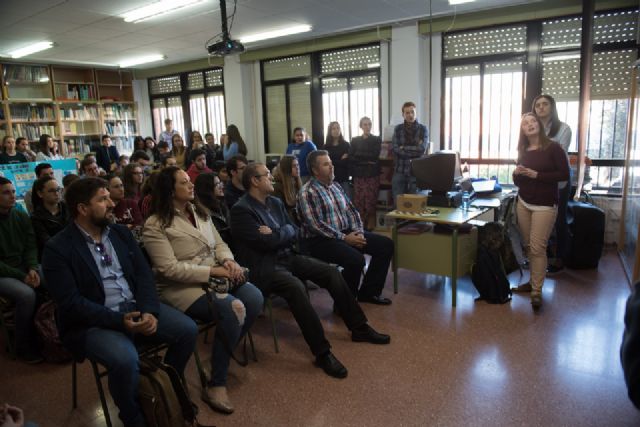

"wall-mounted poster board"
[0,159,78,198]
[619,62,640,284]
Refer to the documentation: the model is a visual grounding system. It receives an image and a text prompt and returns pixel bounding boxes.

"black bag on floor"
[565,200,605,269]
[34,300,72,363]
[472,222,514,304]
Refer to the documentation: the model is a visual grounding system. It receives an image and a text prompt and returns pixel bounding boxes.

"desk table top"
[386,206,487,226]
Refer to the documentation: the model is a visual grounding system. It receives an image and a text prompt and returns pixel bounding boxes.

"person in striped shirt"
[298,150,394,305]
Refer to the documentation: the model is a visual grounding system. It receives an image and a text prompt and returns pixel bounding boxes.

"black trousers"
[305,232,394,299]
[260,254,368,356]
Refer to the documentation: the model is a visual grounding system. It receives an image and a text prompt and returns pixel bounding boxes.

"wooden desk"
[386,207,487,307]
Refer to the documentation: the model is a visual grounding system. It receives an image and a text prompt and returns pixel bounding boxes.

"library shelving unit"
[1,63,59,151]
[96,69,137,154]
[0,63,139,157]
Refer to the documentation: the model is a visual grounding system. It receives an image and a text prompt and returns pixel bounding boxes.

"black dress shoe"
[359,295,392,305]
[315,352,348,378]
[352,324,391,345]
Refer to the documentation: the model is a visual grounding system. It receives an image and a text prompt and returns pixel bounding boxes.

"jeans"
[516,201,558,293]
[185,283,263,386]
[391,173,417,204]
[83,303,198,427]
[306,232,394,299]
[0,277,37,354]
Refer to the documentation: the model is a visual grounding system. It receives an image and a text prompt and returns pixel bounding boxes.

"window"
[149,68,226,144]
[261,44,381,153]
[442,9,639,191]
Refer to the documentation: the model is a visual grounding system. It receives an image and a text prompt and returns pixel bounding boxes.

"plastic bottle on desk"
[462,191,470,212]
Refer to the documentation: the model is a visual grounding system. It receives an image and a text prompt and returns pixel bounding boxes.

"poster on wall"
[0,159,78,198]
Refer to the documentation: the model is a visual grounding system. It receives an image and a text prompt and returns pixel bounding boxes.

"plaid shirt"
[392,121,429,175]
[298,178,363,240]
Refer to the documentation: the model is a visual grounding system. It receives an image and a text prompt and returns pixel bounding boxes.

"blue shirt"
[76,224,134,311]
[286,140,317,177]
[223,141,239,161]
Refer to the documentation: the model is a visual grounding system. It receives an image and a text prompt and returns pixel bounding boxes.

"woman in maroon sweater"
[513,113,569,310]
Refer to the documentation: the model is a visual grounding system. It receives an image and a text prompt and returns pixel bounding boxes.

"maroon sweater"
[513,142,569,207]
[113,198,143,226]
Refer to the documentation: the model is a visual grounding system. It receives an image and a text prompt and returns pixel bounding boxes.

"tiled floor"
[1,248,639,426]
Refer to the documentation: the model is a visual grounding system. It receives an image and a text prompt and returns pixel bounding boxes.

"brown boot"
[201,386,234,414]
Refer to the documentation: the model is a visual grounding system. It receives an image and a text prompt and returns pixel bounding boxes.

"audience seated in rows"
[95,135,119,173]
[0,176,43,363]
[271,154,302,226]
[30,176,69,261]
[230,162,390,379]
[122,164,144,206]
[194,173,232,247]
[107,175,143,228]
[42,177,198,427]
[223,155,247,209]
[142,167,263,414]
[24,163,54,214]
[0,136,28,164]
[298,150,394,305]
[186,149,213,184]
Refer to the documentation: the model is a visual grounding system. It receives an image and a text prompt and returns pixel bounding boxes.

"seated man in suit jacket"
[95,135,120,173]
[230,162,390,379]
[42,177,198,427]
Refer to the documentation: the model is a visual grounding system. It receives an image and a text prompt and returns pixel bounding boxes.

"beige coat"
[142,205,234,312]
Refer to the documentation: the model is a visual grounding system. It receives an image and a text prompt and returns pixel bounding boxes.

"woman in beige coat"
[142,166,263,415]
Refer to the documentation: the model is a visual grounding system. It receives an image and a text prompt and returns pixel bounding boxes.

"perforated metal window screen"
[322,77,347,93]
[592,49,636,98]
[485,60,523,74]
[187,72,204,90]
[542,10,639,49]
[542,54,581,100]
[205,69,223,87]
[443,26,526,59]
[149,75,181,94]
[320,45,380,73]
[351,74,379,89]
[445,64,480,78]
[263,55,311,81]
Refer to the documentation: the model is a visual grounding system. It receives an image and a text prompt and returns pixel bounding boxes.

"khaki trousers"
[516,200,558,293]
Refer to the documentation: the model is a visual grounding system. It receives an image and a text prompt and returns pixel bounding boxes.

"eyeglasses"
[46,187,62,193]
[254,172,272,179]
[94,242,113,267]
[133,172,144,175]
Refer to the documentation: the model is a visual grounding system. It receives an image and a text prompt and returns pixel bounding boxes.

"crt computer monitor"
[411,150,462,196]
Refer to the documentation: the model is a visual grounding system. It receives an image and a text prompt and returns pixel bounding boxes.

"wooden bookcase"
[1,63,139,157]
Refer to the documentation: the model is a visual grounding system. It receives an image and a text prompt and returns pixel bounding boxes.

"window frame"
[440,8,640,193]
[260,43,382,153]
[148,67,226,143]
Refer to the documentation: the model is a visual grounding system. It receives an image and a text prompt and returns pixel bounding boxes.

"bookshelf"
[1,63,139,157]
[51,66,97,102]
[59,103,101,155]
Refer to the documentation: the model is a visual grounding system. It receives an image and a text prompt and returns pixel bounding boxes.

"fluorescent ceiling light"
[119,54,167,68]
[240,25,312,44]
[122,0,207,23]
[9,41,54,58]
[449,0,475,4]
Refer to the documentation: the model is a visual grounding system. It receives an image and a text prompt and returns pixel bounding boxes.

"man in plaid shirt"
[391,101,429,203]
[298,150,394,305]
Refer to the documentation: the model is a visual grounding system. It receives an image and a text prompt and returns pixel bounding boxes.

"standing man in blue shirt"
[286,127,316,183]
[391,101,429,202]
[42,178,197,427]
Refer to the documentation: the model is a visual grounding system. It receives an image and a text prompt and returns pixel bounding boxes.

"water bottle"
[462,191,470,212]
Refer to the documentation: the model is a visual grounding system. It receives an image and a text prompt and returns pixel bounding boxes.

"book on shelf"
[4,65,50,84]
[55,84,96,101]
[104,121,137,136]
[65,136,96,156]
[9,104,56,121]
[60,106,98,120]
[103,104,135,120]
[12,124,56,140]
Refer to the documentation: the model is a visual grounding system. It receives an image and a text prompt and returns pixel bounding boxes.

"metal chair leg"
[91,361,113,427]
[72,361,77,409]
[265,298,279,353]
[193,349,208,390]
[247,330,257,362]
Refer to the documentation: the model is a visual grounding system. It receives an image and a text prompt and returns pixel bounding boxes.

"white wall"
[132,79,153,138]
[223,55,264,161]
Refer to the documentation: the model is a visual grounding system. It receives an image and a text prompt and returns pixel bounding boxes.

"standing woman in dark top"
[532,94,572,273]
[272,155,302,225]
[194,173,232,247]
[30,176,68,260]
[512,113,569,311]
[323,121,351,199]
[349,116,381,231]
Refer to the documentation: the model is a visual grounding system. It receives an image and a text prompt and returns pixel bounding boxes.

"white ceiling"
[0,0,534,69]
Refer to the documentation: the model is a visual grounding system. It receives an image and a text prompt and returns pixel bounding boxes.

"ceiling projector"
[207,38,244,56]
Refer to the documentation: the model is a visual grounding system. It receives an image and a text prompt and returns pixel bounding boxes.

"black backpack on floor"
[471,222,513,304]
